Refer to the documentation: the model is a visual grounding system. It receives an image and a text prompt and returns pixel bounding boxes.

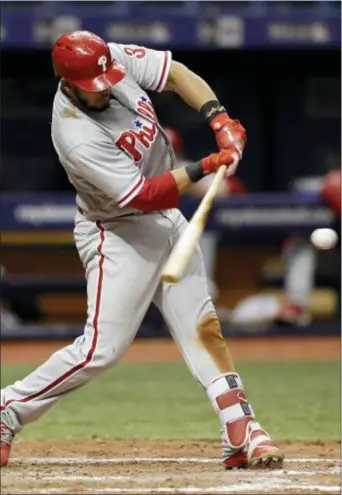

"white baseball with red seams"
[1,42,283,469]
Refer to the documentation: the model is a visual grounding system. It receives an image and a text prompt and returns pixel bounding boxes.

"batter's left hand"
[210,113,247,156]
[201,148,241,177]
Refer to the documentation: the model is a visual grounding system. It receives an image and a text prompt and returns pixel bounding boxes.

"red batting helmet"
[52,31,126,92]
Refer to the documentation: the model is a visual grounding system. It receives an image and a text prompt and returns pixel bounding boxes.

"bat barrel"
[161,223,203,283]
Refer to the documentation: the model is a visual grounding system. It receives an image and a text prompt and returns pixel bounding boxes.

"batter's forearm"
[170,168,198,193]
[128,167,200,212]
[165,61,217,111]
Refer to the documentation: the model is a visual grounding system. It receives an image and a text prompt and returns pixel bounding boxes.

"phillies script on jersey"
[116,95,158,164]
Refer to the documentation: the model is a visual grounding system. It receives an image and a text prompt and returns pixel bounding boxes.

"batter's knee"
[87,332,132,370]
[90,347,119,369]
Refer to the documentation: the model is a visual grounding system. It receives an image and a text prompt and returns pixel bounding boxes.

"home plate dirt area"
[2,440,340,494]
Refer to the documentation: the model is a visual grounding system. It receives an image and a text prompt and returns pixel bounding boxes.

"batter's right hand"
[201,148,241,177]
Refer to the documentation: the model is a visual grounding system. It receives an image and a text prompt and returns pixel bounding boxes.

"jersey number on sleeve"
[123,47,146,59]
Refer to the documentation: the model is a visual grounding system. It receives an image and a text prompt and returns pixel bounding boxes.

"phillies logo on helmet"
[97,55,107,72]
[116,96,158,164]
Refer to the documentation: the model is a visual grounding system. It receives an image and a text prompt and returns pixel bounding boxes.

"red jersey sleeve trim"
[117,176,145,208]
[154,51,172,93]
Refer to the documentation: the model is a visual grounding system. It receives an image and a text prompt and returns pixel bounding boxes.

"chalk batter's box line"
[7,484,342,494]
[14,466,341,480]
[10,456,341,464]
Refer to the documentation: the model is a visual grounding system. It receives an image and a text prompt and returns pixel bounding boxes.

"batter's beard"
[73,87,110,112]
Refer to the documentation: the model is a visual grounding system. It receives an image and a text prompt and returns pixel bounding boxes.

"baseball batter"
[1,31,283,469]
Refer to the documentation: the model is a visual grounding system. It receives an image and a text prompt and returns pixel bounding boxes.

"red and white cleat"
[246,421,284,469]
[223,422,284,470]
[1,422,14,467]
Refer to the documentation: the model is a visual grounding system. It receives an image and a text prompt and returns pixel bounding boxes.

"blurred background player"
[276,166,341,325]
[229,165,341,329]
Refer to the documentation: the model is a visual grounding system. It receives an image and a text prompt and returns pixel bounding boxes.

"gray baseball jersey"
[51,43,175,221]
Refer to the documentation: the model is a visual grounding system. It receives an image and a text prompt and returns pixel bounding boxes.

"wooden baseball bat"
[161,165,227,284]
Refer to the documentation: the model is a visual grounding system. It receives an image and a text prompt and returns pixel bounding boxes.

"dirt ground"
[1,336,341,494]
[2,335,341,365]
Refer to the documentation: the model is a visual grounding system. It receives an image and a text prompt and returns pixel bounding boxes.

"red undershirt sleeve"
[128,171,180,212]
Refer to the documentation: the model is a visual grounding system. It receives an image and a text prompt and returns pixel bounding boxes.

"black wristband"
[185,161,205,183]
[200,100,227,124]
